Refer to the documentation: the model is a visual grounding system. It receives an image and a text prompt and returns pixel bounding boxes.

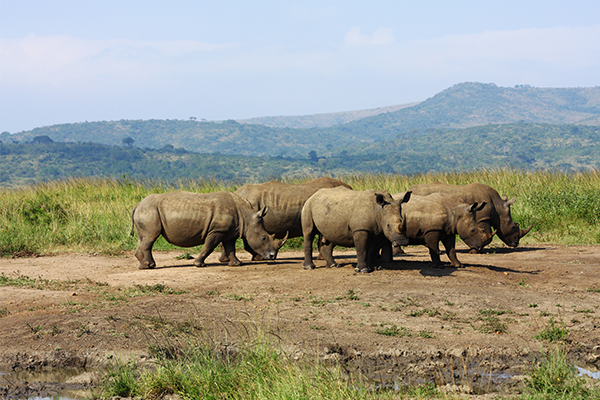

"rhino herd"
[131,177,532,272]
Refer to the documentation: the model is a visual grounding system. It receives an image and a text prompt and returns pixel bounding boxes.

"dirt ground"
[1,243,600,398]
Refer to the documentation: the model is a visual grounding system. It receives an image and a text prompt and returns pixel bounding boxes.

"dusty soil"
[1,243,600,398]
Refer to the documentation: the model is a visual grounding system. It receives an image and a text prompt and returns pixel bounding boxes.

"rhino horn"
[520,224,533,238]
[506,196,516,207]
[276,231,289,250]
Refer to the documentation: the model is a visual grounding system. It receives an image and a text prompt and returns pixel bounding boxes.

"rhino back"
[156,191,239,247]
[236,178,351,238]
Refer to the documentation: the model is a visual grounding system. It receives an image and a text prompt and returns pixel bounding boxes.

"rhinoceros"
[408,182,532,252]
[130,191,285,269]
[301,187,412,273]
[218,177,352,262]
[389,193,495,267]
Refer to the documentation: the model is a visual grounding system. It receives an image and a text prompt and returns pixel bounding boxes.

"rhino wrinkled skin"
[219,177,352,262]
[390,193,495,268]
[302,187,411,273]
[131,191,282,269]
[408,182,532,252]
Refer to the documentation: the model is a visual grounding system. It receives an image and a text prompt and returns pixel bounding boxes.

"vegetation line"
[1,169,599,257]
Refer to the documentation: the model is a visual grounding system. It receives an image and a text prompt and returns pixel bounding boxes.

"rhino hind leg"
[134,231,159,270]
[424,232,444,268]
[319,240,338,268]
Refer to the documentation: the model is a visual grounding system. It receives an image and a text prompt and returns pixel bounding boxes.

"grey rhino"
[302,187,412,273]
[390,193,495,268]
[218,177,352,262]
[131,191,285,269]
[408,182,532,252]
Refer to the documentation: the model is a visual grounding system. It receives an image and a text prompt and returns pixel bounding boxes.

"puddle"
[576,366,600,380]
[0,368,93,400]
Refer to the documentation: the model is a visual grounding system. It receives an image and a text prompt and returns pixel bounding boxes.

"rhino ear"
[376,194,386,207]
[400,191,412,204]
[506,197,516,207]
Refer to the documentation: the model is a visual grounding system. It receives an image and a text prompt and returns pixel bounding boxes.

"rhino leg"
[423,232,444,268]
[194,232,224,268]
[302,213,317,270]
[353,231,373,273]
[222,239,242,266]
[442,235,462,268]
[319,240,338,268]
[380,240,393,263]
[218,245,229,263]
[134,229,160,270]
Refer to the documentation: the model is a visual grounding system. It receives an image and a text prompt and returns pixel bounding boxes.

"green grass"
[523,346,597,400]
[95,330,434,400]
[1,170,599,256]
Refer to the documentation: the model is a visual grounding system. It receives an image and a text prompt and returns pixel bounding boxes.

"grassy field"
[1,169,599,257]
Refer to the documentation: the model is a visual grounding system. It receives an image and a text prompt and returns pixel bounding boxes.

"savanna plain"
[1,170,600,400]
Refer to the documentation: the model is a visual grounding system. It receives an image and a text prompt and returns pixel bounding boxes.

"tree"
[122,137,134,147]
[308,150,318,162]
[32,135,54,144]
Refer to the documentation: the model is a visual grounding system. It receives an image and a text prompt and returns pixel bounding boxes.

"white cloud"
[344,27,395,45]
[0,34,236,89]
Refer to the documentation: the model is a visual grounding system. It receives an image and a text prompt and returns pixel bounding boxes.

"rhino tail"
[130,204,138,237]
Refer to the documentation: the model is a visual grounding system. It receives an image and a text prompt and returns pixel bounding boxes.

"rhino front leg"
[423,232,444,268]
[194,232,224,268]
[442,235,462,268]
[222,239,242,266]
[353,231,372,273]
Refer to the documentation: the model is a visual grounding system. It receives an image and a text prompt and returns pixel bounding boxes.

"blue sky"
[1,0,599,133]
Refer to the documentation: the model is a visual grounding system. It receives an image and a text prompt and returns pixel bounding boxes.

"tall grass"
[1,169,599,256]
[96,326,435,400]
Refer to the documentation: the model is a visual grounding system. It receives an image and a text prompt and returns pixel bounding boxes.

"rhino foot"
[139,262,155,270]
[327,263,341,268]
[194,260,206,268]
[303,263,316,270]
[355,266,373,273]
[228,259,242,267]
[218,255,229,263]
[252,254,264,261]
[469,248,481,254]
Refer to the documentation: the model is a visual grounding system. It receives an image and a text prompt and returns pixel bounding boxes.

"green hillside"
[2,122,598,187]
[3,83,599,159]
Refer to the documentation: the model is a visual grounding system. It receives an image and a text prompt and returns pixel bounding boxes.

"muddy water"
[0,369,92,400]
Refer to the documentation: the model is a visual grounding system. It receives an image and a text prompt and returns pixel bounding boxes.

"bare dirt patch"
[1,244,600,397]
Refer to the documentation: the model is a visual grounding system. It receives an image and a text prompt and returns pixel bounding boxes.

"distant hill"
[236,102,420,128]
[2,82,599,159]
[2,122,598,187]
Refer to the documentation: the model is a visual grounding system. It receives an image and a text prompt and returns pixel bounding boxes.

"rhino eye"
[262,235,267,241]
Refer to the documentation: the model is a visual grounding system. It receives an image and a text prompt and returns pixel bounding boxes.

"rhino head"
[497,196,533,247]
[244,206,289,260]
[379,191,412,247]
[457,202,497,252]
